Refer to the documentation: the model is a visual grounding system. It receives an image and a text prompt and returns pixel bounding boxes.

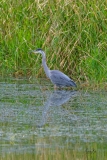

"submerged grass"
[1,145,107,160]
[0,0,107,83]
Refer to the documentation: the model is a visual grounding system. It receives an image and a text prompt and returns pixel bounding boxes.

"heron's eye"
[36,48,42,51]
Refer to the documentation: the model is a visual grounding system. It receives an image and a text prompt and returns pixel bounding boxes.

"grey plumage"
[50,70,76,87]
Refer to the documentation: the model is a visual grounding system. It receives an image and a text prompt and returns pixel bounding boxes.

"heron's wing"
[50,70,76,87]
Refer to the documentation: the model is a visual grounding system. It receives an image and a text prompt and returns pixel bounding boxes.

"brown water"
[0,78,107,160]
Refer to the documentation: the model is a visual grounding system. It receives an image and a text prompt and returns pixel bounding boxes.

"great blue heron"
[30,49,76,88]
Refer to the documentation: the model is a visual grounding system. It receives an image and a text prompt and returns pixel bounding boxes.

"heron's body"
[50,70,76,87]
[30,49,76,88]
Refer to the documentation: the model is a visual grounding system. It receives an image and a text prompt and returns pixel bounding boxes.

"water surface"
[0,78,107,159]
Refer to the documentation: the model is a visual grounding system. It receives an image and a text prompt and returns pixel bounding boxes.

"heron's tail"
[70,80,77,87]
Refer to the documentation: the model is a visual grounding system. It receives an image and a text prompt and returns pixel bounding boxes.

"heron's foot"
[54,85,62,90]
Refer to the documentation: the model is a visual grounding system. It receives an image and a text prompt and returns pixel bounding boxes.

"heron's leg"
[54,85,61,90]
[54,85,57,90]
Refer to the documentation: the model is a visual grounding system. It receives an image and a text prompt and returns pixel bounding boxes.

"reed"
[0,0,107,83]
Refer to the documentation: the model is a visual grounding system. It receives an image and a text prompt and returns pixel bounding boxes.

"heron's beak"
[28,50,38,54]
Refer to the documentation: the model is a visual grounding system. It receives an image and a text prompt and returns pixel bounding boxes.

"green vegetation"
[0,0,107,83]
[1,146,107,160]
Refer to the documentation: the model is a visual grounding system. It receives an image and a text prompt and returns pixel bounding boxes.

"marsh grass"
[1,146,107,160]
[0,0,107,83]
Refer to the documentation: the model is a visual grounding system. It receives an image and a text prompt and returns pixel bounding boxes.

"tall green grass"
[0,0,107,83]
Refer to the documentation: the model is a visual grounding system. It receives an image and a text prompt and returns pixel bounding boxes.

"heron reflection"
[38,90,77,127]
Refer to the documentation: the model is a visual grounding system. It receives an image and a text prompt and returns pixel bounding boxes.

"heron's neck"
[42,53,50,78]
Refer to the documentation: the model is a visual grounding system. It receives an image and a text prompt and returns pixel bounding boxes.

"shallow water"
[0,78,107,159]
